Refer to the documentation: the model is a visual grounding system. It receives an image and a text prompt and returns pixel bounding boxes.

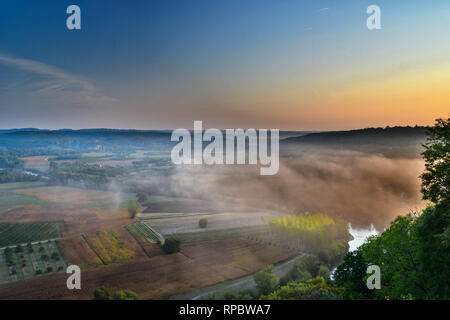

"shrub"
[161,238,181,254]
[93,286,111,300]
[113,290,139,300]
[199,218,208,228]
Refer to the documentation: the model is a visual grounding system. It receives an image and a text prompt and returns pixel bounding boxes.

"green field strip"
[81,234,107,266]
[126,222,164,245]
[0,222,60,247]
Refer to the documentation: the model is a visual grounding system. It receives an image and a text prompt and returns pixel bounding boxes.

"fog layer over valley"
[166,150,425,230]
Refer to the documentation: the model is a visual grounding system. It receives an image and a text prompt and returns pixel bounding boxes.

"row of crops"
[126,222,162,244]
[0,222,60,247]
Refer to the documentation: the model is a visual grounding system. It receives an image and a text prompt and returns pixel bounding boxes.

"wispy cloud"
[317,7,330,13]
[0,52,118,108]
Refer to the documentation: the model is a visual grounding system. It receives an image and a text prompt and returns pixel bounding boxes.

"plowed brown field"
[57,237,103,269]
[0,238,297,300]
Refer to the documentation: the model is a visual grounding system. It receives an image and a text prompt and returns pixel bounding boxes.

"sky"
[0,0,449,130]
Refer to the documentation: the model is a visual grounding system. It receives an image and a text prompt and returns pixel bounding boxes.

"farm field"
[126,222,161,244]
[141,195,188,203]
[126,222,165,257]
[169,226,271,245]
[0,240,67,284]
[81,153,112,158]
[0,238,297,299]
[92,160,135,167]
[128,150,171,158]
[142,211,281,235]
[16,186,134,208]
[0,222,60,246]
[141,199,224,213]
[0,182,50,213]
[172,254,307,300]
[21,156,54,168]
[57,237,103,269]
[0,205,134,236]
[84,228,147,264]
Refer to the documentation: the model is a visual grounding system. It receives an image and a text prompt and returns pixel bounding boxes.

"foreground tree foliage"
[254,265,279,296]
[113,290,139,300]
[93,286,111,300]
[264,277,341,300]
[421,117,450,205]
[93,287,138,300]
[335,118,450,300]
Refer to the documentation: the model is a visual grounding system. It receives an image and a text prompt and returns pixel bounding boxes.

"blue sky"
[1,0,449,129]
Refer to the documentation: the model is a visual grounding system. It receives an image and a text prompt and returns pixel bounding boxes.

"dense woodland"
[48,162,126,189]
[0,169,40,184]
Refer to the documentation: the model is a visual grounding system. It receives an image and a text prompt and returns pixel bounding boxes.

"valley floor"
[0,238,297,300]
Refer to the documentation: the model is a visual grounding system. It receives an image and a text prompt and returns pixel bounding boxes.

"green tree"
[199,218,208,228]
[136,192,148,204]
[420,117,450,249]
[128,200,141,219]
[93,286,111,300]
[421,117,450,206]
[265,277,341,300]
[161,238,181,254]
[318,265,331,282]
[280,260,312,285]
[113,290,139,300]
[334,249,372,299]
[296,256,321,277]
[254,264,279,296]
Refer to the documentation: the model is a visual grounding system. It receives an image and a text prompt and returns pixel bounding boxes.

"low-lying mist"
[168,149,425,230]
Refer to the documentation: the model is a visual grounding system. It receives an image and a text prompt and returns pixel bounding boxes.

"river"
[348,223,379,252]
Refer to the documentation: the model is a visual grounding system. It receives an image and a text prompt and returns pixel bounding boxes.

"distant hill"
[0,127,429,158]
[0,129,174,153]
[282,126,429,158]
[0,128,41,134]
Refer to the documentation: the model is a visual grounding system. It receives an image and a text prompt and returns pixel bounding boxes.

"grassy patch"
[16,186,135,208]
[0,182,51,214]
